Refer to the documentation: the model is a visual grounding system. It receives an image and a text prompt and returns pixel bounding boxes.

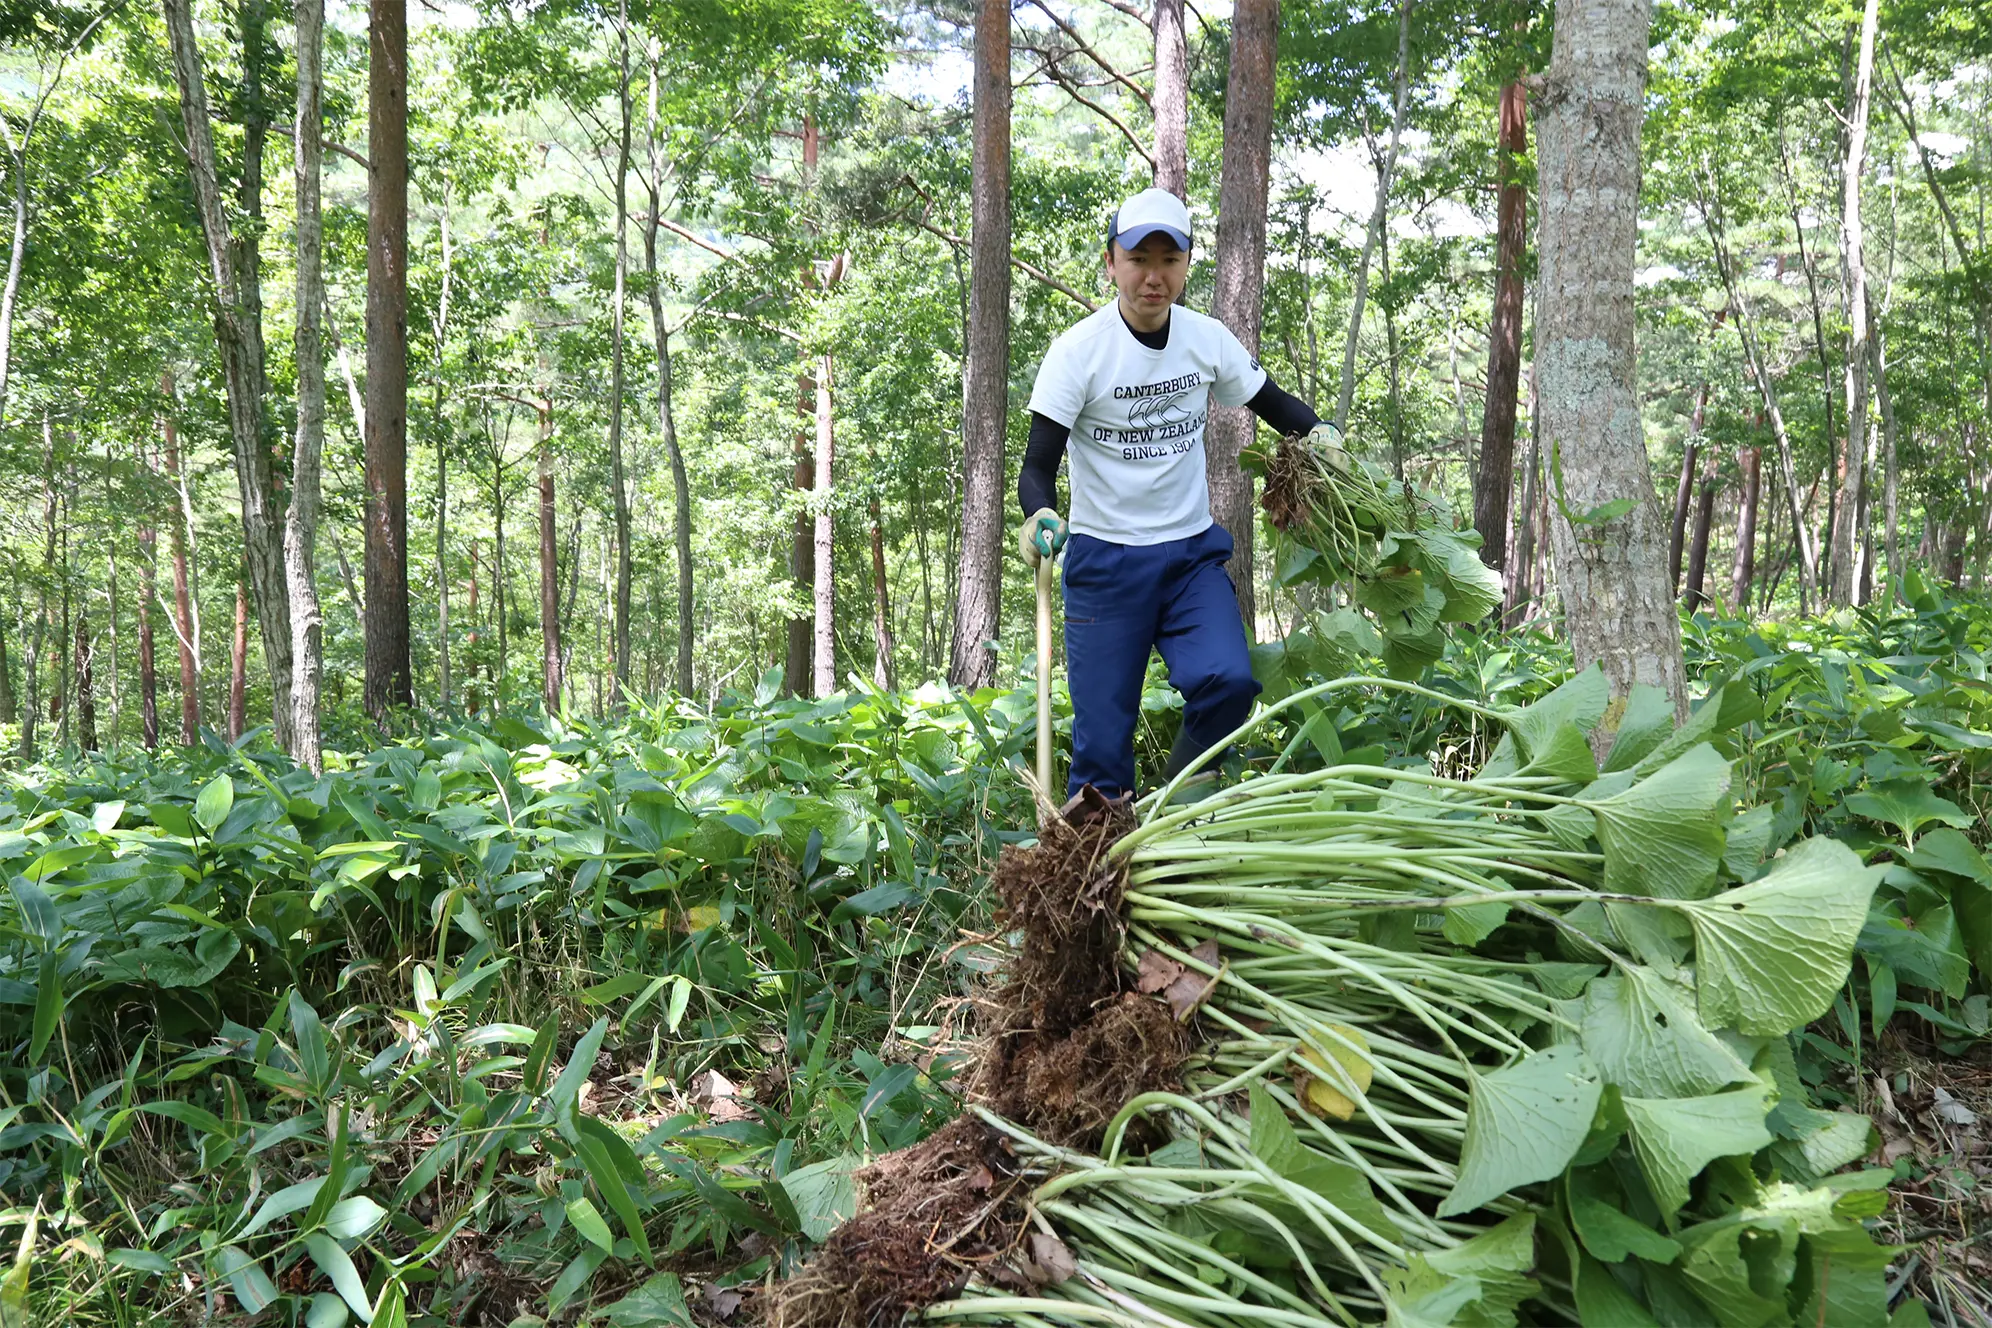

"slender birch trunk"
[608,0,634,697]
[286,0,327,770]
[1828,0,1880,606]
[1336,0,1413,431]
[642,53,694,696]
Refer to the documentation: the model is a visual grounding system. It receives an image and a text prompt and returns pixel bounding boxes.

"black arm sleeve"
[1246,375,1322,438]
[1018,412,1070,515]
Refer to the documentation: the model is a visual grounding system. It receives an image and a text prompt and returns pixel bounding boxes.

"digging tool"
[1035,551,1058,805]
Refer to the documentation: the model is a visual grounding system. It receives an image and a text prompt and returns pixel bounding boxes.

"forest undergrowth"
[2,576,1991,1326]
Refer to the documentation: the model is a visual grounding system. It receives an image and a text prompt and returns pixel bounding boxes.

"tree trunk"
[287,0,327,770]
[0,117,29,427]
[1336,0,1413,431]
[1683,449,1720,612]
[73,595,95,753]
[536,400,561,711]
[20,423,55,761]
[949,0,1011,689]
[1731,445,1760,609]
[608,0,634,698]
[229,579,248,741]
[364,0,411,719]
[786,116,820,697]
[1773,123,1841,595]
[814,352,837,697]
[1537,0,1687,716]
[870,486,897,691]
[1701,178,1818,602]
[1667,439,1698,593]
[641,61,694,697]
[160,383,201,745]
[1205,0,1279,637]
[161,0,293,747]
[431,184,454,715]
[138,496,159,751]
[1152,0,1188,198]
[1828,0,1880,607]
[1475,73,1528,576]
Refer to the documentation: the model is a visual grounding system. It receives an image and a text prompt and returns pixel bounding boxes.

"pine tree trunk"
[1828,0,1880,606]
[287,0,327,771]
[161,0,294,747]
[609,1,634,697]
[229,580,248,741]
[1537,0,1687,717]
[814,352,837,698]
[1475,74,1528,577]
[1731,445,1761,608]
[160,383,201,745]
[1206,0,1279,636]
[1152,0,1188,198]
[538,401,561,712]
[364,0,411,719]
[949,0,1011,689]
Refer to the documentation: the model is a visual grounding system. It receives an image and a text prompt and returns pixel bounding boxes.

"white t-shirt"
[1027,304,1267,545]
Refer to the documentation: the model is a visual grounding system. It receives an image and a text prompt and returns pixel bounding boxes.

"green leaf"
[1246,1084,1399,1241]
[580,974,656,1006]
[566,1197,616,1255]
[549,1017,609,1119]
[780,1156,859,1241]
[305,1292,350,1328]
[547,1246,607,1313]
[1622,1083,1775,1219]
[572,1114,654,1266]
[1583,744,1731,900]
[1494,663,1609,775]
[371,1279,407,1328]
[1842,779,1970,845]
[829,881,919,923]
[239,1176,330,1239]
[1670,838,1885,1036]
[1676,1221,1793,1328]
[194,774,235,833]
[601,1271,696,1327]
[9,878,60,947]
[1579,968,1751,1098]
[291,991,331,1094]
[1573,1252,1660,1326]
[1904,828,1991,882]
[29,954,61,1064]
[665,975,693,1033]
[1439,1045,1603,1217]
[215,1246,278,1315]
[1,1207,35,1328]
[324,1196,387,1242]
[1602,685,1676,774]
[1569,1175,1681,1264]
[304,1234,374,1323]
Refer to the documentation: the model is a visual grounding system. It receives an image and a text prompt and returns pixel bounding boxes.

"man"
[1018,187,1338,800]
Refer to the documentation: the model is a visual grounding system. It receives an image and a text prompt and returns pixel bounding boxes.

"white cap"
[1109,187,1192,252]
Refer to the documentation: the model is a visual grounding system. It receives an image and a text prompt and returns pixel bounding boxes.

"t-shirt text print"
[1029,304,1266,546]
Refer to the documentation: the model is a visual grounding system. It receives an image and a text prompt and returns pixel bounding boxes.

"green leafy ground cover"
[1,581,1990,1325]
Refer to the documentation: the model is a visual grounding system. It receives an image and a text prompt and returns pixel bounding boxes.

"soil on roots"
[1259,432,1315,535]
[767,1117,1031,1328]
[971,787,1190,1148]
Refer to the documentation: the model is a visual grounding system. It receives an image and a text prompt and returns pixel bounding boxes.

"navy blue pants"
[1063,524,1261,799]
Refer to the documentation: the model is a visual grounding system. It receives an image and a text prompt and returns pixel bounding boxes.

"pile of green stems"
[931,681,1619,1326]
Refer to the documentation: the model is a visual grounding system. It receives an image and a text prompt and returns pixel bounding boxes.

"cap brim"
[1113,222,1190,252]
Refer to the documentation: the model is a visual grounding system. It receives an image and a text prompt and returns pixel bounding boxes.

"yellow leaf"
[1298,1024,1374,1121]
[680,905,722,933]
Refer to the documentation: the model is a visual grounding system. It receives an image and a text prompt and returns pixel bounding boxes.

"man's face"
[1105,232,1188,314]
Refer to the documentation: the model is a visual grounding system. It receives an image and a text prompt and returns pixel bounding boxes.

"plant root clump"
[1259,431,1317,535]
[970,787,1190,1147]
[767,1116,1031,1328]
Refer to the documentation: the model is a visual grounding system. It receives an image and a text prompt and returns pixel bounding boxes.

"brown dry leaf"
[704,1280,744,1319]
[1135,950,1183,995]
[967,1164,995,1193]
[1161,944,1224,1021]
[693,1070,753,1123]
[1026,1232,1078,1286]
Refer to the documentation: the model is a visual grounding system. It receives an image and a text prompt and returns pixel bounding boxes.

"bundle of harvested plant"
[922,667,1896,1326]
[1250,429,1502,679]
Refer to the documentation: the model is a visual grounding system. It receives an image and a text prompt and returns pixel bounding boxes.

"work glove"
[1018,507,1069,568]
[1306,421,1350,473]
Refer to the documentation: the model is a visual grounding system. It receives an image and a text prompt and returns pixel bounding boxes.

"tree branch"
[1092,0,1149,24]
[895,178,1098,311]
[266,122,370,172]
[1032,58,1155,166]
[1019,0,1153,106]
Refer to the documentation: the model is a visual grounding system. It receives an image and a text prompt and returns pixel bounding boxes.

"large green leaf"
[1247,1084,1399,1242]
[1669,838,1885,1036]
[1842,779,1971,845]
[1579,968,1751,1098]
[1675,1221,1792,1328]
[194,774,235,834]
[1621,1083,1775,1218]
[1583,744,1730,900]
[1439,1046,1602,1217]
[1601,685,1675,774]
